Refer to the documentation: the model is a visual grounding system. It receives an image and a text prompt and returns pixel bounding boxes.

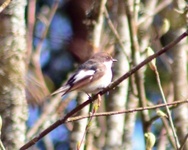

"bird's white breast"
[81,61,113,94]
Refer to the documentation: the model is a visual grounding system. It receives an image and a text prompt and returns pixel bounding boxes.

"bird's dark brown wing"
[63,63,105,95]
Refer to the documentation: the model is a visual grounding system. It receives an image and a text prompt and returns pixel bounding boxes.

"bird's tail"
[51,86,70,96]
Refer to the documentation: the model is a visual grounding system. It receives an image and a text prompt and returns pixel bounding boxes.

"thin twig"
[27,92,76,139]
[0,0,12,13]
[34,0,59,56]
[104,7,129,59]
[138,0,172,25]
[154,68,180,148]
[92,0,107,48]
[0,141,5,150]
[160,115,177,149]
[0,116,5,150]
[179,133,188,150]
[27,0,36,65]
[31,0,59,97]
[20,31,188,150]
[66,99,188,123]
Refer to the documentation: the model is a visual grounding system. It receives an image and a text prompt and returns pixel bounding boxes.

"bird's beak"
[112,59,117,62]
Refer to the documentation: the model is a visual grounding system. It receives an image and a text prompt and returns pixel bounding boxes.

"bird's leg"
[85,92,92,100]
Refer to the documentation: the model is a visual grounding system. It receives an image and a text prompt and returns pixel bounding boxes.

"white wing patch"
[74,70,95,83]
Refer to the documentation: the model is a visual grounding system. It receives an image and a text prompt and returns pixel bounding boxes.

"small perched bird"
[51,52,117,96]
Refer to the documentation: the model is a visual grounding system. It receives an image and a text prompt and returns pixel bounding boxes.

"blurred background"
[0,0,188,150]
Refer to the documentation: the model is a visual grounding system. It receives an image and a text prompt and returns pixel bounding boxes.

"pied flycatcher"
[51,52,117,96]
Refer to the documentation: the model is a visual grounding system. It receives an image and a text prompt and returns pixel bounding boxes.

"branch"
[66,99,188,123]
[92,0,107,48]
[20,31,188,150]
[26,92,76,139]
[138,0,172,25]
[0,116,5,150]
[27,0,36,65]
[153,66,180,148]
[30,0,59,100]
[0,0,12,13]
[179,133,188,150]
[104,7,130,59]
[34,0,59,56]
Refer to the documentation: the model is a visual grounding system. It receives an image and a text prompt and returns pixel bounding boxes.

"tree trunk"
[104,0,130,149]
[172,29,188,149]
[0,0,28,149]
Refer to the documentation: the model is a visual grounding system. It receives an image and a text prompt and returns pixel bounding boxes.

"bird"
[51,52,117,96]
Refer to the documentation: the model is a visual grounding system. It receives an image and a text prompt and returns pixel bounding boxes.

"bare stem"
[92,0,107,48]
[104,7,129,58]
[66,99,188,123]
[0,0,12,13]
[179,134,188,150]
[154,68,180,148]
